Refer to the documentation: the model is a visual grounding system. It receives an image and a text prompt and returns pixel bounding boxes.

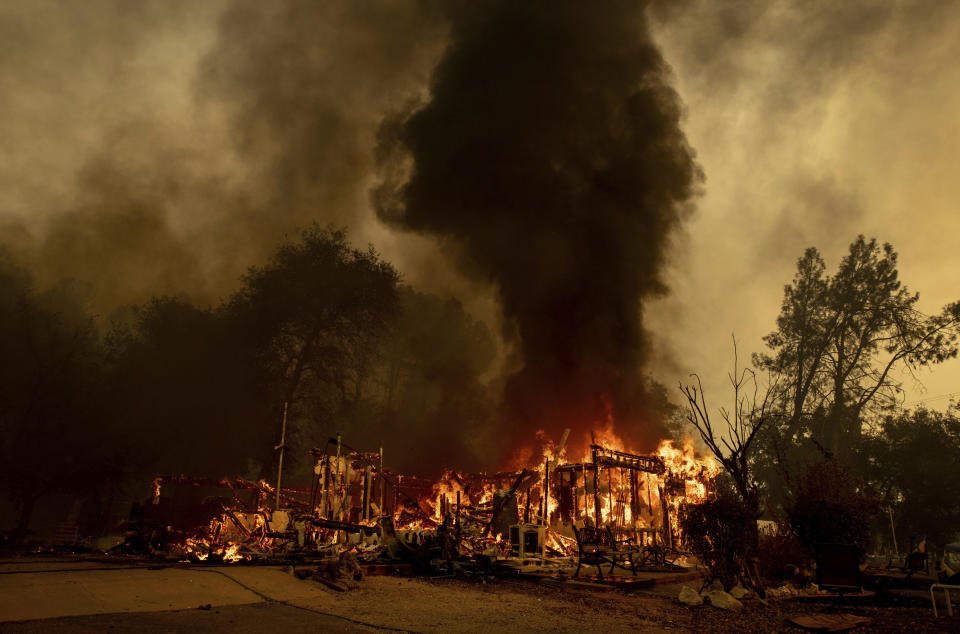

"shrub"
[681,493,756,589]
[757,530,810,584]
[786,459,877,558]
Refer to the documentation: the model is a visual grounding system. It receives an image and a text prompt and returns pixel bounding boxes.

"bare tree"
[679,338,779,595]
[680,338,777,509]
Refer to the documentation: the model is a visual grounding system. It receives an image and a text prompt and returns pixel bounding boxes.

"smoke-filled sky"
[2,0,959,436]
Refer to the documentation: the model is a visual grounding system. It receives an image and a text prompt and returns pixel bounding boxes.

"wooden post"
[558,471,571,522]
[274,402,288,510]
[544,458,550,525]
[592,449,602,524]
[580,464,587,522]
[395,475,402,516]
[570,469,580,522]
[363,465,372,521]
[556,428,570,460]
[659,485,672,549]
[333,433,342,521]
[606,466,614,528]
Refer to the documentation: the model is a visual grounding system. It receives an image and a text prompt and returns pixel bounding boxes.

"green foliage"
[106,228,497,482]
[230,224,400,411]
[751,236,960,538]
[865,407,960,553]
[0,259,122,542]
[755,236,959,460]
[786,459,877,557]
[757,531,810,583]
[106,296,275,478]
[680,493,757,589]
[107,225,403,480]
[0,225,503,540]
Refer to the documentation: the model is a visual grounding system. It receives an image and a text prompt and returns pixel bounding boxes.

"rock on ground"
[678,585,703,606]
[702,590,744,612]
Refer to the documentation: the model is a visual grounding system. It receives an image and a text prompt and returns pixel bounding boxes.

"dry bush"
[680,493,755,589]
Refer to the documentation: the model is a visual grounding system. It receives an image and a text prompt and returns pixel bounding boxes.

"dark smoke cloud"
[375,0,702,455]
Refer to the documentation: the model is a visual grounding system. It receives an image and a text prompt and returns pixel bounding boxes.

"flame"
[164,409,717,563]
[222,543,242,563]
[657,437,720,486]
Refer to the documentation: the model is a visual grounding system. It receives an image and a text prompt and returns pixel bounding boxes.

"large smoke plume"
[375,0,702,453]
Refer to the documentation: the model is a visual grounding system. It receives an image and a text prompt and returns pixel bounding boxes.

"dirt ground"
[318,576,960,633]
[2,556,959,633]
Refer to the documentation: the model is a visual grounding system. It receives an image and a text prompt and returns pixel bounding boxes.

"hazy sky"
[2,0,958,421]
[647,1,960,408]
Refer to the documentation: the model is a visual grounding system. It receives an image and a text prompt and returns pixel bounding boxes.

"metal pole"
[888,507,899,556]
[334,433,342,520]
[274,402,288,509]
[320,458,328,517]
[378,446,384,516]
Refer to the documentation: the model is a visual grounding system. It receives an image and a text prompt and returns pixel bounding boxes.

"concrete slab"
[0,568,264,623]
[204,566,333,605]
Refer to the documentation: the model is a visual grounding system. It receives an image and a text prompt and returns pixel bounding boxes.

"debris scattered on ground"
[786,613,872,632]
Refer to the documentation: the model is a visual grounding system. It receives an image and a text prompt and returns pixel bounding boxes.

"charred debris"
[121,430,717,587]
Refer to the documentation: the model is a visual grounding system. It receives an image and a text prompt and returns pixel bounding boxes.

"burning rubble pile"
[130,428,718,581]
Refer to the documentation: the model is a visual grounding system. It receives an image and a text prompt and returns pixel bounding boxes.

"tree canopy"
[865,406,960,553]
[755,236,960,460]
[0,260,121,544]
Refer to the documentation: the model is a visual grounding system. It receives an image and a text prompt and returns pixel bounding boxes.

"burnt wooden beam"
[309,517,379,535]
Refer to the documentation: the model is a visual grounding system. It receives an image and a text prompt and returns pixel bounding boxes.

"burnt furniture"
[571,525,639,580]
[930,583,959,617]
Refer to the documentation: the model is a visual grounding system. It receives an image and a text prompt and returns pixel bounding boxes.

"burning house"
[143,427,717,579]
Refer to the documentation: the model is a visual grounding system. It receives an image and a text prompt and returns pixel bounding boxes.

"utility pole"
[378,446,384,516]
[274,402,288,510]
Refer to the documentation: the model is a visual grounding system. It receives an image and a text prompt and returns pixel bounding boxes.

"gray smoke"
[0,0,448,314]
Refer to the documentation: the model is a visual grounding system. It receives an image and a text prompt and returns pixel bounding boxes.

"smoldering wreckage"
[121,428,719,593]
